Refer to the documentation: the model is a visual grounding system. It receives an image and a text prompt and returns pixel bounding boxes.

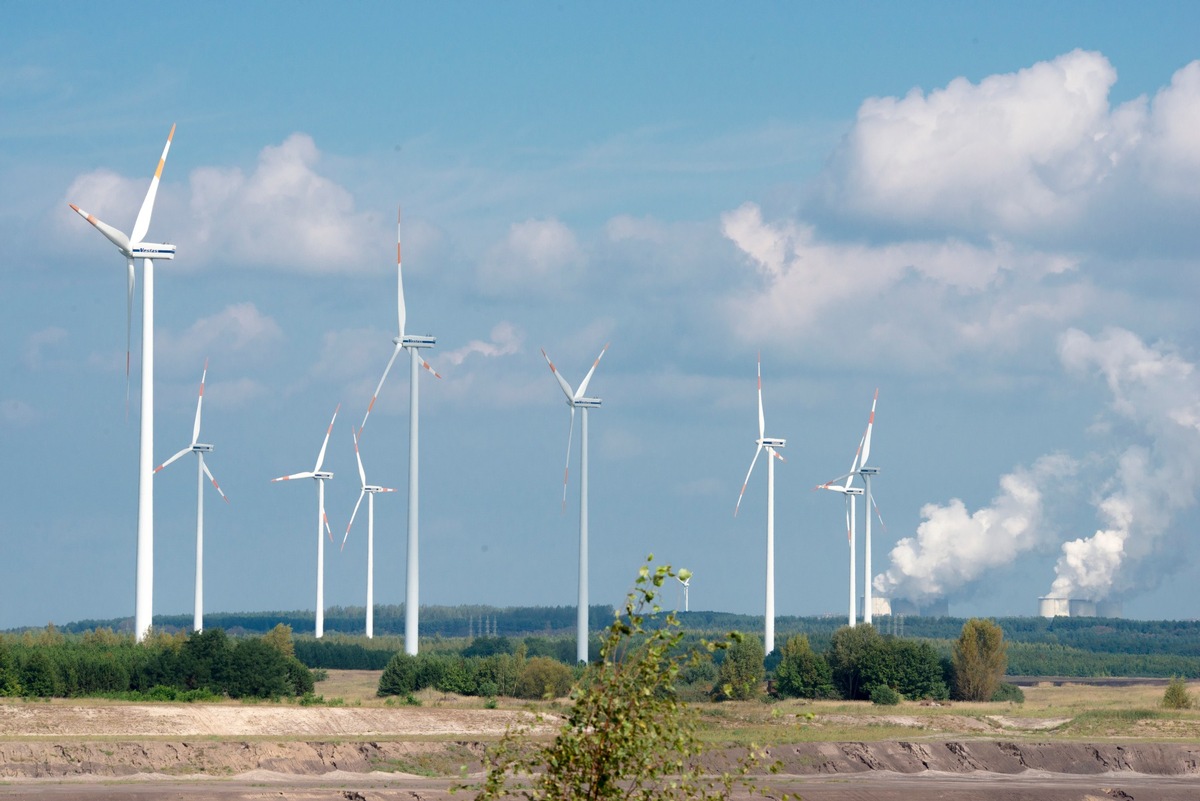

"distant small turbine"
[734,354,785,656]
[678,573,692,613]
[154,360,228,633]
[342,428,396,639]
[816,437,865,628]
[542,342,609,663]
[273,405,339,638]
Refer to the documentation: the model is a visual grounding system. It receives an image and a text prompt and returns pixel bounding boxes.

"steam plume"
[1047,328,1200,601]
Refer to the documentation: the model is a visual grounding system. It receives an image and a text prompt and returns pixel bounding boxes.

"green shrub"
[869,683,901,706]
[991,682,1026,703]
[1163,677,1192,710]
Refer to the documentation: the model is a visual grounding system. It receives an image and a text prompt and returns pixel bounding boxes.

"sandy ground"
[3,675,1200,799]
[0,701,551,739]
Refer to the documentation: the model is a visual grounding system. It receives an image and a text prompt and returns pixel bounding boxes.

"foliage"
[827,624,883,700]
[0,628,310,700]
[773,634,836,699]
[953,618,1007,701]
[262,623,296,659]
[514,656,574,699]
[868,683,901,705]
[991,682,1026,703]
[1162,677,1192,709]
[713,632,765,701]
[472,558,789,801]
[888,639,949,700]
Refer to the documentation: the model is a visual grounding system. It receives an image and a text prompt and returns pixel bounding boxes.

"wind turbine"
[816,435,866,628]
[69,124,177,642]
[272,405,339,638]
[357,207,441,656]
[816,389,883,626]
[542,342,609,664]
[733,354,785,656]
[678,573,692,613]
[153,360,228,633]
[342,428,396,639]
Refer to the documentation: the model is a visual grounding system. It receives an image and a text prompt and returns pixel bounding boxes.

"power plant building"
[1038,597,1123,618]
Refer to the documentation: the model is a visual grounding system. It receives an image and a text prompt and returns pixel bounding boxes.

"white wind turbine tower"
[733,354,786,656]
[342,428,396,639]
[69,124,177,642]
[153,360,228,633]
[816,435,866,627]
[858,390,881,624]
[358,208,441,656]
[542,342,609,664]
[272,405,339,638]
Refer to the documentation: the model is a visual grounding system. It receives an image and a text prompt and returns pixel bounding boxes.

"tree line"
[0,625,313,700]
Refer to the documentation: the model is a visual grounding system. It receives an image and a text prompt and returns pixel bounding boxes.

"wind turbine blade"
[770,447,786,463]
[360,342,403,437]
[845,495,852,543]
[272,471,314,482]
[420,357,442,380]
[541,348,575,402]
[872,495,887,531]
[68,204,132,252]
[573,342,609,400]
[561,407,576,511]
[815,472,854,491]
[844,432,865,491]
[396,206,406,338]
[734,444,763,517]
[861,388,879,465]
[201,460,229,503]
[324,509,334,543]
[352,429,366,488]
[343,489,366,550]
[756,354,765,441]
[130,124,175,244]
[154,447,192,473]
[191,359,208,446]
[314,404,340,472]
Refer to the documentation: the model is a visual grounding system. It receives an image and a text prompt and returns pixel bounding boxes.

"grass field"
[307,670,1200,744]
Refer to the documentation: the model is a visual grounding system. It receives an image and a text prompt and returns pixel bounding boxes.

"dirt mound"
[767,741,1200,777]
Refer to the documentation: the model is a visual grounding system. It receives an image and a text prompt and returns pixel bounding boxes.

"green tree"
[773,634,836,699]
[890,639,949,700]
[0,637,19,696]
[713,632,765,701]
[827,624,883,700]
[262,623,296,660]
[378,652,419,697]
[473,559,788,801]
[953,618,1007,701]
[225,638,291,699]
[514,656,574,699]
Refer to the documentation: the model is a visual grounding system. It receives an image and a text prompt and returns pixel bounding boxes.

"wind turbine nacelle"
[192,444,214,453]
[572,397,602,409]
[313,471,333,480]
[760,437,786,448]
[399,334,436,348]
[131,243,176,259]
[365,485,385,493]
[846,487,864,496]
[860,466,880,476]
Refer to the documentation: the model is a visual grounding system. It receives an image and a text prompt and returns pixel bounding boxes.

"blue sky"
[4,2,1200,630]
